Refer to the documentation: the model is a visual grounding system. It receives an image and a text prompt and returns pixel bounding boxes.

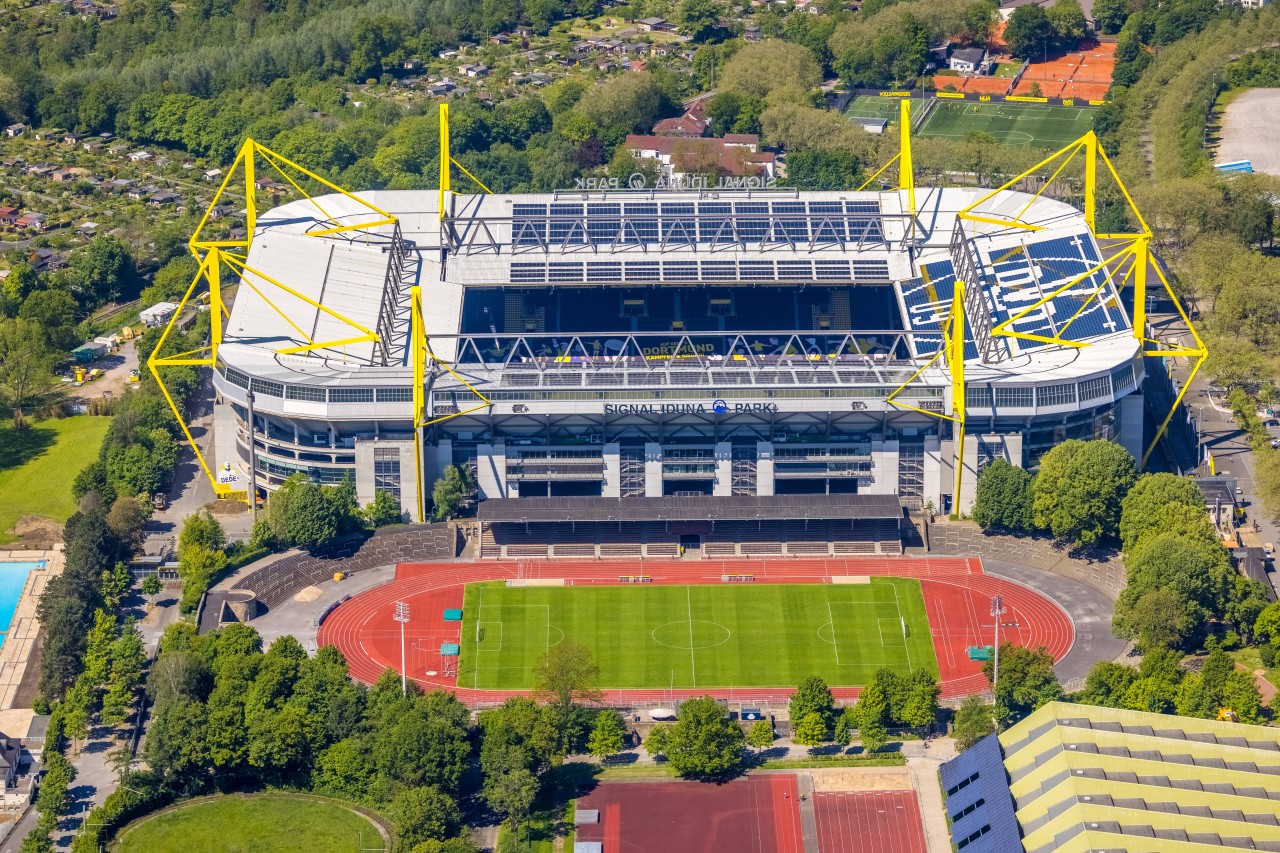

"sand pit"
[809,766,913,792]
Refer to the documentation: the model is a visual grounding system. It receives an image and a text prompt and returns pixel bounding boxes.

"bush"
[1261,642,1277,668]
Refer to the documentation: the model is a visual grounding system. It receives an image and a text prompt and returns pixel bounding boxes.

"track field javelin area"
[316,557,1074,703]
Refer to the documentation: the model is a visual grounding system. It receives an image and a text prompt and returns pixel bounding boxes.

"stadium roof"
[477,494,902,523]
[941,702,1280,853]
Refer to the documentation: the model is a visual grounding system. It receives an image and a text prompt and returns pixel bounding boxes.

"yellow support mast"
[857,97,917,232]
[149,139,398,503]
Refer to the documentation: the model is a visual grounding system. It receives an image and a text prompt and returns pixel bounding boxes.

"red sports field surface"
[813,790,927,853]
[317,557,1073,702]
[575,776,803,853]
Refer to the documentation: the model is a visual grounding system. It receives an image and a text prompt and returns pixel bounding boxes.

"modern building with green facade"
[941,701,1280,852]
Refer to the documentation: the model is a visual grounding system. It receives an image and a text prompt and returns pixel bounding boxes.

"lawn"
[457,579,937,690]
[845,95,906,124]
[916,101,1095,148]
[116,794,386,853]
[0,416,111,544]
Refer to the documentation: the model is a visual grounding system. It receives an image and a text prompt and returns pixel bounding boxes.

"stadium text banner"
[603,402,780,415]
[863,88,1107,107]
[573,174,778,191]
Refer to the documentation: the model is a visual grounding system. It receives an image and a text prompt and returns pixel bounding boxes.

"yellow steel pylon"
[857,97,916,228]
[438,102,493,221]
[955,130,1206,469]
[148,139,399,503]
[889,280,967,508]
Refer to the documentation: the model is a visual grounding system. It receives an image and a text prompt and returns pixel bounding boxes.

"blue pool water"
[0,562,42,648]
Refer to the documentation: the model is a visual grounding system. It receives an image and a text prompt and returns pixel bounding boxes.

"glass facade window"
[1111,363,1136,393]
[250,378,284,397]
[993,387,1034,408]
[285,385,326,402]
[374,447,401,502]
[376,387,414,402]
[1078,375,1112,401]
[330,388,375,403]
[966,386,993,408]
[1036,383,1077,408]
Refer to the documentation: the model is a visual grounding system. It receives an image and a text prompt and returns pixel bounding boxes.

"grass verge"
[0,416,111,544]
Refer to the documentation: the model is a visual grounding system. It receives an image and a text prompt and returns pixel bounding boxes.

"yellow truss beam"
[889,281,967,508]
[856,97,915,230]
[953,130,1203,470]
[438,103,494,221]
[149,139,399,504]
[410,285,492,522]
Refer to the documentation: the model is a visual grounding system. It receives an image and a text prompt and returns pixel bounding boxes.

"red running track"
[575,775,803,853]
[813,790,927,853]
[316,557,1073,703]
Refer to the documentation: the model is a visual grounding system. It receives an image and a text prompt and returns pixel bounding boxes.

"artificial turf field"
[456,578,938,690]
[844,96,1095,148]
[916,101,1095,148]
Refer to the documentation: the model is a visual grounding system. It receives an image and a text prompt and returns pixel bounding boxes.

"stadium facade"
[207,176,1147,521]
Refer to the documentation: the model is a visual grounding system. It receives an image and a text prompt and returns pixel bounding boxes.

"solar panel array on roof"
[939,735,1023,853]
[983,234,1128,352]
[510,199,885,250]
[897,259,980,360]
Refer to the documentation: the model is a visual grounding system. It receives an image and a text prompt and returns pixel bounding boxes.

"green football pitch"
[916,101,1095,148]
[456,579,938,690]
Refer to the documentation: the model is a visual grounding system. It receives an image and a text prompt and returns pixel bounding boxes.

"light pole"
[991,594,1005,728]
[246,389,258,526]
[394,600,410,696]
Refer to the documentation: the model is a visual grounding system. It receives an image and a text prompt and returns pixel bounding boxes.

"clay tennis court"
[1014,41,1116,101]
[574,776,803,853]
[316,556,1074,702]
[813,790,927,853]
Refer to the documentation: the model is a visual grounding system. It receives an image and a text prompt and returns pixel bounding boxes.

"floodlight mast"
[393,600,410,696]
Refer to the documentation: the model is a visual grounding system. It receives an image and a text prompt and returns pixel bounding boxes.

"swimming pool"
[0,562,42,649]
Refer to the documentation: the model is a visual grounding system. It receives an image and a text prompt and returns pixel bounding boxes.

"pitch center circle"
[650,620,732,650]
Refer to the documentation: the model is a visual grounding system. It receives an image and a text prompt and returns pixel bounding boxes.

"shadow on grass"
[0,423,56,474]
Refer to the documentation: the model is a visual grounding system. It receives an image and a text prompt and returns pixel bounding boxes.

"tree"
[792,711,828,748]
[678,0,721,42]
[587,710,625,757]
[643,723,671,758]
[1113,532,1234,643]
[665,696,744,779]
[719,41,822,100]
[789,675,836,731]
[1119,587,1194,651]
[141,574,162,598]
[900,670,941,728]
[105,496,148,552]
[1092,0,1129,34]
[852,685,888,753]
[1032,439,1137,545]
[72,236,137,304]
[389,786,461,848]
[972,459,1035,532]
[0,318,55,426]
[1075,661,1138,708]
[177,510,225,558]
[532,639,602,710]
[952,695,995,751]
[483,767,539,826]
[1003,4,1054,60]
[746,719,774,752]
[1046,0,1087,50]
[983,643,1063,724]
[1119,473,1208,552]
[432,465,470,521]
[285,481,340,549]
[364,489,404,527]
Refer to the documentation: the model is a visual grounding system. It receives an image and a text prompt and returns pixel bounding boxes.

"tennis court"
[917,101,1095,148]
[456,578,936,690]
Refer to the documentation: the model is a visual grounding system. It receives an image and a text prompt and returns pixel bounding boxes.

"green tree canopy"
[982,643,1062,725]
[532,639,602,710]
[972,459,1035,532]
[1032,439,1137,545]
[952,694,995,751]
[1004,4,1054,60]
[792,711,829,747]
[719,40,822,100]
[746,719,774,751]
[1119,473,1208,552]
[789,675,836,730]
[665,696,744,779]
[587,710,626,757]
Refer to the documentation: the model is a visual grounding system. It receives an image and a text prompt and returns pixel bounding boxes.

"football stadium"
[166,103,1199,563]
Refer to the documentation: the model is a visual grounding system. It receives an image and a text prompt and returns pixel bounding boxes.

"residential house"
[62,133,81,145]
[50,168,76,183]
[744,25,762,40]
[458,64,490,77]
[77,221,98,236]
[623,134,777,180]
[427,82,456,96]
[108,178,133,193]
[32,128,63,142]
[27,248,59,271]
[653,114,708,137]
[949,46,989,74]
[4,124,26,138]
[403,57,423,71]
[107,144,127,156]
[149,191,181,206]
[128,150,153,162]
[125,185,151,201]
[638,16,674,32]
[24,165,53,178]
[81,140,103,152]
[253,177,276,190]
[0,207,18,225]
[204,168,224,182]
[489,33,510,45]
